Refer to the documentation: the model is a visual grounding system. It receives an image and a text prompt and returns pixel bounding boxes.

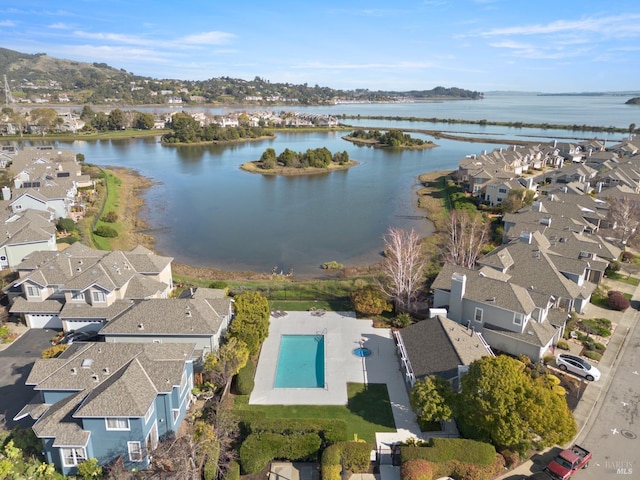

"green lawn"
[605,271,640,286]
[90,171,122,250]
[591,290,633,308]
[233,382,396,443]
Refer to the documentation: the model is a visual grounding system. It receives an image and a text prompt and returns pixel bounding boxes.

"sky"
[1,0,640,93]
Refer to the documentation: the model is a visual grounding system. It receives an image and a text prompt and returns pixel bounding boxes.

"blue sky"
[1,0,639,93]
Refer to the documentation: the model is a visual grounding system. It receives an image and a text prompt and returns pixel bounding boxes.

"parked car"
[556,353,601,381]
[545,444,591,479]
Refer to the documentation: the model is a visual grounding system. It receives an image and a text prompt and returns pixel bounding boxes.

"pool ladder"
[315,328,327,341]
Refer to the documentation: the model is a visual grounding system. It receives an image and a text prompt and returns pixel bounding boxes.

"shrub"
[606,261,621,274]
[401,459,433,480]
[101,211,118,223]
[400,438,496,466]
[94,225,118,237]
[581,318,612,337]
[322,260,343,270]
[209,281,228,289]
[77,458,102,479]
[223,461,240,480]
[499,449,520,468]
[241,417,347,444]
[556,340,569,350]
[321,442,372,480]
[607,290,630,311]
[41,344,68,358]
[392,312,413,328]
[233,361,255,395]
[622,251,634,262]
[542,354,555,364]
[239,432,321,474]
[56,217,76,233]
[584,351,602,361]
[57,236,78,245]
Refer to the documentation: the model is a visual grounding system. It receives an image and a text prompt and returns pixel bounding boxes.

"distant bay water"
[8,93,640,276]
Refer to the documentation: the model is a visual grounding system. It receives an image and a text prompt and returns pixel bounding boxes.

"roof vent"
[103,367,110,375]
[91,374,99,382]
[138,323,144,330]
[81,358,93,368]
[70,367,77,375]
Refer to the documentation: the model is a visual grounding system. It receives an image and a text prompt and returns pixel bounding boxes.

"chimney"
[583,181,590,193]
[596,182,603,193]
[532,201,542,212]
[1,186,10,201]
[553,139,557,148]
[449,273,466,322]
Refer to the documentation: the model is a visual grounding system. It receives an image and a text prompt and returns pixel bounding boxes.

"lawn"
[591,290,632,309]
[233,382,396,443]
[605,271,640,286]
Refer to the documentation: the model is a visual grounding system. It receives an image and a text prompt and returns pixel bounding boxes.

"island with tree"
[625,97,640,105]
[241,147,356,175]
[162,112,274,144]
[343,129,436,149]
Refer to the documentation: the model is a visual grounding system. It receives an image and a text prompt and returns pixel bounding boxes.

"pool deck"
[250,311,423,445]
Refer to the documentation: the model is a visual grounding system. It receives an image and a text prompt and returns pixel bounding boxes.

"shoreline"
[342,135,438,149]
[106,165,450,282]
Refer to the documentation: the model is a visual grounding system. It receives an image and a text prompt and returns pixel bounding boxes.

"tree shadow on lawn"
[347,383,396,429]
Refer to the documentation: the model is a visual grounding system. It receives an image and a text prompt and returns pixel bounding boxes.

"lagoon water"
[12,93,640,275]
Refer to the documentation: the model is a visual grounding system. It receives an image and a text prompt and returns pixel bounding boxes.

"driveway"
[0,328,57,428]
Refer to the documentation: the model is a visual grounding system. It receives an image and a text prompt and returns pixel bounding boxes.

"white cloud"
[73,30,155,46]
[179,31,235,45]
[292,61,435,70]
[0,20,16,27]
[49,22,72,30]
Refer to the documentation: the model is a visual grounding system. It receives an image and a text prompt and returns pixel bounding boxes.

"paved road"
[0,328,56,428]
[575,316,639,479]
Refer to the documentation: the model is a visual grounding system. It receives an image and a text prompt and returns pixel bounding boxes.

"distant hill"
[0,47,482,106]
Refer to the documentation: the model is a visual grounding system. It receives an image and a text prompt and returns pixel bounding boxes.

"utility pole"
[4,75,15,105]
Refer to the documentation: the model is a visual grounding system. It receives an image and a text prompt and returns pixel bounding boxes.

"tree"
[351,285,392,315]
[92,111,109,131]
[135,112,155,129]
[410,375,454,424]
[108,108,126,130]
[457,355,576,451]
[629,123,636,134]
[377,227,425,312]
[260,148,277,169]
[30,107,58,134]
[443,210,489,269]
[203,336,250,388]
[168,112,200,143]
[227,291,270,356]
[501,188,535,213]
[606,195,640,245]
[80,105,95,121]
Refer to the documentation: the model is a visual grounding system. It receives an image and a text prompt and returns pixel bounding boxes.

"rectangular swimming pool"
[274,334,325,388]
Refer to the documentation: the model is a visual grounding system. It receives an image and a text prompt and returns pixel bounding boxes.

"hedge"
[321,442,372,480]
[94,225,118,237]
[233,361,255,395]
[401,459,433,480]
[241,417,347,444]
[239,432,321,474]
[400,438,496,465]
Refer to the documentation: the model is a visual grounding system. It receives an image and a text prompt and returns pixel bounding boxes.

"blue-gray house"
[15,342,196,476]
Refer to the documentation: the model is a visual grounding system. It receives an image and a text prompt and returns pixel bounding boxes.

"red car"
[545,445,591,480]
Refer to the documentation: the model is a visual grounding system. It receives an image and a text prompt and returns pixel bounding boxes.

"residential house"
[0,208,57,270]
[14,342,196,475]
[7,244,173,330]
[396,315,493,388]
[431,263,561,361]
[100,290,233,357]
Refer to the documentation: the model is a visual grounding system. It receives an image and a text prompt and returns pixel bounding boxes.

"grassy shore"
[240,160,358,176]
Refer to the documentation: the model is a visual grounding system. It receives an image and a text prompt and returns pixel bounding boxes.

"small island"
[241,147,356,175]
[343,129,436,149]
[626,97,640,105]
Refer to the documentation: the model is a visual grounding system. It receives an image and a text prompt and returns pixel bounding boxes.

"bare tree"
[377,227,425,312]
[443,210,489,269]
[606,195,640,245]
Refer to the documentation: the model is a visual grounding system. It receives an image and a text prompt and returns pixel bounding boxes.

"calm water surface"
[13,94,640,275]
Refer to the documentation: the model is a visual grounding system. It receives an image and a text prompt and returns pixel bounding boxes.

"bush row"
[233,361,255,395]
[239,432,321,474]
[400,438,497,465]
[240,417,347,445]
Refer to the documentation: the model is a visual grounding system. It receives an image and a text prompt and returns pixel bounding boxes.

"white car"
[556,353,601,381]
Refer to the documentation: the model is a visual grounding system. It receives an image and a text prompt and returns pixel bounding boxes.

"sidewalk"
[497,277,640,479]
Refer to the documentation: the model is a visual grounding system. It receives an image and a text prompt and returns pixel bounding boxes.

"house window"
[26,285,40,297]
[61,447,86,467]
[513,312,524,326]
[105,418,130,431]
[144,402,154,424]
[498,188,508,194]
[92,290,106,303]
[474,308,483,323]
[172,409,180,424]
[127,441,143,462]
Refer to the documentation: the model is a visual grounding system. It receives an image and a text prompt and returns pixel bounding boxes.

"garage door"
[27,314,62,329]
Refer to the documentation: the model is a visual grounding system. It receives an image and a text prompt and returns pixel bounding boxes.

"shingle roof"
[60,300,134,320]
[10,297,63,314]
[484,319,557,348]
[400,316,489,381]
[32,391,91,447]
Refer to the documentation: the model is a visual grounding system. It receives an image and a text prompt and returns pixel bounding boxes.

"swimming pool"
[274,335,325,388]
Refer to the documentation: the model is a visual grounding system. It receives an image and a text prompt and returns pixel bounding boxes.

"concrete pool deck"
[250,311,423,444]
